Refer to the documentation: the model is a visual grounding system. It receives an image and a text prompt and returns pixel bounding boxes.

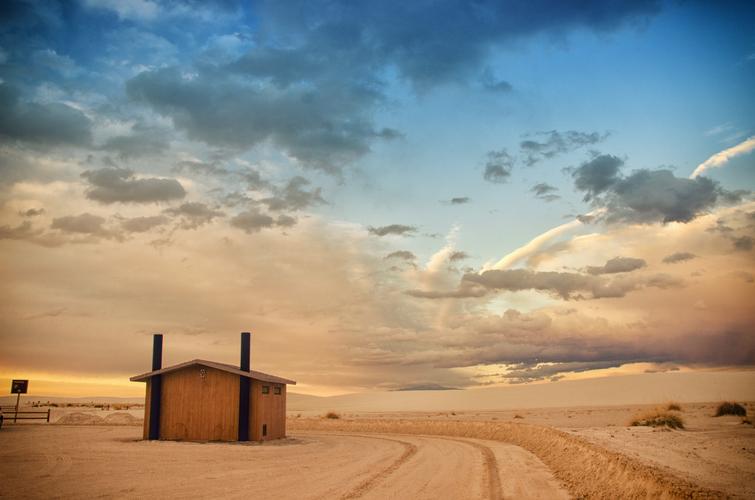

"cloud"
[732,235,753,251]
[449,197,470,205]
[585,256,646,275]
[100,124,170,159]
[662,252,697,264]
[260,176,325,211]
[530,182,560,202]
[499,360,623,384]
[520,130,607,166]
[571,153,624,200]
[229,209,294,234]
[572,155,729,224]
[0,84,92,147]
[367,224,417,237]
[385,250,416,261]
[19,208,45,217]
[50,213,119,240]
[120,215,170,233]
[462,268,682,300]
[690,136,755,178]
[449,251,469,262]
[164,202,224,229]
[483,149,514,183]
[81,167,186,204]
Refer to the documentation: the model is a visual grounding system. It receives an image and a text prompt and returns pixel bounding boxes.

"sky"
[0,0,754,397]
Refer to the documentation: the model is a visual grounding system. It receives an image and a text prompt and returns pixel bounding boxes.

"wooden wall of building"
[158,365,240,441]
[249,380,286,440]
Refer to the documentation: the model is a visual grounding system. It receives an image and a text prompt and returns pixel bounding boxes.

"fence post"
[47,408,51,423]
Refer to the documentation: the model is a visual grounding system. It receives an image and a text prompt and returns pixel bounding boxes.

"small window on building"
[274,386,282,395]
[262,385,270,394]
[262,424,267,437]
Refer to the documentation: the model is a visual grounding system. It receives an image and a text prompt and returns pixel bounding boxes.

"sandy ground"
[1,402,752,499]
[0,425,566,500]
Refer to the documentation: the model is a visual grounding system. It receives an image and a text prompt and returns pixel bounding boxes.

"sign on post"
[11,379,28,394]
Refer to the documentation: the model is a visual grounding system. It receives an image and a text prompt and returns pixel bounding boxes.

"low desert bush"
[324,411,340,419]
[714,401,746,417]
[630,411,684,429]
[513,414,524,419]
[666,402,682,411]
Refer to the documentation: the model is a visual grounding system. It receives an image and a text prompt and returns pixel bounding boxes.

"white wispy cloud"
[691,136,755,178]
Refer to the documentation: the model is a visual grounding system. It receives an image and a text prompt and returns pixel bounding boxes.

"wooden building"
[130,332,295,442]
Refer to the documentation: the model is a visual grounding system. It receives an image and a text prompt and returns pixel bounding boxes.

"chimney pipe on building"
[148,333,163,440]
[240,331,251,372]
[238,331,251,441]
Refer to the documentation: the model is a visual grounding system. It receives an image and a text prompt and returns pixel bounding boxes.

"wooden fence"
[0,405,51,423]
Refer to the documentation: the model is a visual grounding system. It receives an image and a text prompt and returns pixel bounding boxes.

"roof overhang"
[130,359,296,385]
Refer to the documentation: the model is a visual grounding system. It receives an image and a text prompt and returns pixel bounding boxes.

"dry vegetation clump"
[629,410,684,429]
[324,411,340,419]
[666,402,682,411]
[513,414,524,419]
[714,401,746,417]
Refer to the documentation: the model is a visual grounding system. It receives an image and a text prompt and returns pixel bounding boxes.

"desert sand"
[0,401,753,499]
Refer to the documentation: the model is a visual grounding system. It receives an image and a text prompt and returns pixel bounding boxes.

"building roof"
[130,359,296,385]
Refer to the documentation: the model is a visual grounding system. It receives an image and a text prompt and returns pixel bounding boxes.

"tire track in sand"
[338,434,419,499]
[438,437,502,500]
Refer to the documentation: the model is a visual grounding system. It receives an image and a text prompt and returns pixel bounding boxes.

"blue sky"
[1,0,754,395]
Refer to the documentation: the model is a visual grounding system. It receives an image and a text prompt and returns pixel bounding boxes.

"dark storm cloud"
[385,250,416,261]
[0,84,92,147]
[520,130,608,166]
[124,1,659,173]
[500,360,623,384]
[81,167,186,204]
[127,66,388,174]
[530,182,560,202]
[163,202,224,229]
[662,252,697,264]
[461,268,682,300]
[260,176,325,211]
[367,224,418,237]
[483,149,514,184]
[585,256,646,275]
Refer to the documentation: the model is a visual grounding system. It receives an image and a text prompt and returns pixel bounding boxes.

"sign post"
[11,380,28,423]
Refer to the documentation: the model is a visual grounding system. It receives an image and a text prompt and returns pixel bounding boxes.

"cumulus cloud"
[81,167,186,204]
[0,83,92,147]
[572,155,730,224]
[368,224,417,237]
[662,252,697,264]
[483,149,514,184]
[229,209,294,234]
[50,213,119,240]
[585,256,646,275]
[164,202,224,229]
[520,130,608,166]
[449,251,469,262]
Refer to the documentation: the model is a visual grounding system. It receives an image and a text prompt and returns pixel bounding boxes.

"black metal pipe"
[148,333,163,440]
[238,332,251,441]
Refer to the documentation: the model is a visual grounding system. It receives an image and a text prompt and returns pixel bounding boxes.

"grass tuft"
[714,401,746,417]
[324,411,340,419]
[630,411,684,429]
[666,402,682,411]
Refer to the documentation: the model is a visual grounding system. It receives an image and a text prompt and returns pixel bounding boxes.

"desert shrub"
[742,418,752,425]
[714,402,746,417]
[513,414,524,419]
[666,402,682,411]
[630,411,684,429]
[324,411,340,419]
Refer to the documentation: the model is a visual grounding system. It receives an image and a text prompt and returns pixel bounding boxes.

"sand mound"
[102,412,142,426]
[55,412,105,425]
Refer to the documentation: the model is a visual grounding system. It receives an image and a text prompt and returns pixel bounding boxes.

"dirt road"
[0,425,568,499]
